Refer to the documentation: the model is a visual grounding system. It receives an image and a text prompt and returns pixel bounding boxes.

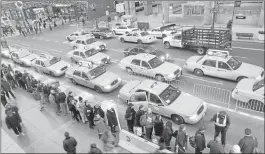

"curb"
[232,39,264,44]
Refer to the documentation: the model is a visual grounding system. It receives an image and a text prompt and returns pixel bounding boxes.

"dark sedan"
[123,45,170,61]
[91,28,114,39]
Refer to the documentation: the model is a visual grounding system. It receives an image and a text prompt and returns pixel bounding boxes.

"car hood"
[22,54,37,62]
[87,52,108,62]
[237,63,264,78]
[91,71,119,87]
[235,78,256,91]
[169,93,203,115]
[186,56,202,63]
[154,62,181,75]
[48,60,68,70]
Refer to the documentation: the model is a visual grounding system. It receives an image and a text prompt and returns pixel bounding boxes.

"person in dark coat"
[67,91,74,117]
[15,70,26,89]
[238,128,258,154]
[49,23,52,31]
[207,136,225,154]
[161,121,173,150]
[54,21,57,28]
[84,101,95,129]
[1,90,8,107]
[63,132,77,154]
[43,21,46,28]
[174,124,188,153]
[70,99,81,122]
[153,115,163,137]
[6,72,16,89]
[106,106,118,134]
[195,127,206,154]
[134,105,145,135]
[58,89,67,115]
[89,143,102,154]
[125,103,136,133]
[5,103,19,115]
[1,78,16,99]
[5,110,25,136]
[94,104,105,118]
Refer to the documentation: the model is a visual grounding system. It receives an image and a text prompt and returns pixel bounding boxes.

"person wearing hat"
[63,132,77,154]
[238,128,259,154]
[229,145,241,153]
[211,111,231,146]
[89,143,102,154]
[195,127,206,154]
[94,104,105,119]
[135,105,145,136]
[207,136,225,154]
[125,103,136,133]
[174,124,188,153]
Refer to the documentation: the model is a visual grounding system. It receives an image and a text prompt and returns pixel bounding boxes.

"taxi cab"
[119,31,156,44]
[119,53,182,81]
[11,49,38,66]
[184,49,264,82]
[67,47,110,65]
[70,37,106,51]
[118,79,207,124]
[66,31,94,42]
[1,46,19,58]
[31,54,69,76]
[65,61,121,93]
[232,78,264,112]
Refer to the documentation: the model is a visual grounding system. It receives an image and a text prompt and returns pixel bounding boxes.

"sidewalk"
[1,129,25,153]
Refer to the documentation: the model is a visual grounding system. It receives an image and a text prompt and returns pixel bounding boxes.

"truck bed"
[182,27,231,48]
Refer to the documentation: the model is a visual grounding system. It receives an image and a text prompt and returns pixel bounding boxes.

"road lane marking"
[182,74,223,85]
[233,46,264,51]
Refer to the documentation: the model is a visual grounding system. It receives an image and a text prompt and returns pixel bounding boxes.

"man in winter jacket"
[161,121,173,150]
[84,102,95,129]
[125,103,136,133]
[140,108,154,140]
[63,132,77,154]
[238,128,258,154]
[135,105,145,135]
[5,111,25,136]
[58,89,67,115]
[174,124,188,153]
[94,104,105,119]
[89,143,102,153]
[207,136,225,154]
[1,78,16,99]
[195,127,206,154]
[106,106,118,133]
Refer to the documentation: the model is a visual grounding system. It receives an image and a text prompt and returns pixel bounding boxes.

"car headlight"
[95,46,100,50]
[167,73,175,78]
[104,85,111,89]
[55,70,61,74]
[160,56,165,61]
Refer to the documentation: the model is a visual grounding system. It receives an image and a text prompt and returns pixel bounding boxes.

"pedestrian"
[71,99,81,122]
[29,25,33,34]
[5,110,25,137]
[43,21,46,28]
[101,130,117,153]
[37,83,45,111]
[94,104,105,119]
[63,132,77,154]
[1,90,8,107]
[5,103,19,115]
[49,24,52,31]
[49,90,58,114]
[63,16,66,22]
[125,103,136,133]
[94,113,107,139]
[76,97,87,123]
[67,92,75,118]
[58,89,67,116]
[82,18,85,26]
[55,91,61,115]
[1,78,16,99]
[161,121,173,150]
[10,28,14,35]
[6,71,16,89]
[229,145,241,154]
[54,20,57,28]
[15,71,26,89]
[69,16,72,23]
[153,115,164,137]
[22,29,26,37]
[195,127,206,154]
[140,108,154,140]
[174,124,188,153]
[22,71,29,89]
[106,106,118,134]
[207,136,225,154]
[135,105,145,136]
[89,143,102,154]
[211,111,231,146]
[34,26,38,34]
[238,128,259,154]
[84,101,95,129]
[7,64,14,74]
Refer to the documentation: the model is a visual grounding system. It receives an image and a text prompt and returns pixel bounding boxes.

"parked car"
[119,31,156,44]
[1,46,19,58]
[66,31,94,42]
[112,25,138,35]
[118,79,207,124]
[31,54,69,76]
[119,53,182,81]
[10,49,38,66]
[123,44,169,61]
[184,49,264,82]
[67,47,110,65]
[65,63,121,93]
[70,37,107,51]
[91,27,114,39]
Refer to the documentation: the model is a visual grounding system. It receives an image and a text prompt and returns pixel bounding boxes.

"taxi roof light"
[206,50,229,58]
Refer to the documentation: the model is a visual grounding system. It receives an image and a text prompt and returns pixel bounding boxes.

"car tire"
[197,48,206,55]
[100,35,104,40]
[100,45,106,51]
[120,37,125,43]
[249,99,264,112]
[94,86,103,93]
[237,76,247,82]
[71,78,77,85]
[67,37,72,42]
[155,74,164,82]
[126,67,133,75]
[125,31,129,34]
[137,40,143,44]
[164,42,171,49]
[73,46,77,49]
[171,114,184,125]
[113,30,117,35]
[194,69,204,77]
[49,71,55,76]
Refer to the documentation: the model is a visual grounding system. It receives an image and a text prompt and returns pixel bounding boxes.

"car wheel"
[197,48,206,55]
[126,67,134,75]
[120,37,125,43]
[113,30,117,35]
[194,69,204,77]
[71,78,77,85]
[100,35,104,40]
[125,31,129,34]
[73,46,77,49]
[49,71,55,76]
[171,114,184,125]
[164,42,171,49]
[67,37,72,42]
[94,86,103,93]
[137,40,143,44]
[249,99,264,112]
[155,74,164,82]
[237,76,247,82]
[100,45,105,51]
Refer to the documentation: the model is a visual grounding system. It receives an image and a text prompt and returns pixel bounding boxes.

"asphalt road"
[4,24,264,152]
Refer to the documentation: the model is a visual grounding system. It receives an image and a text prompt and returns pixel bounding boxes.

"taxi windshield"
[253,79,264,91]
[44,57,60,67]
[227,57,242,70]
[148,57,164,68]
[140,32,149,36]
[89,66,106,79]
[86,38,97,44]
[159,85,181,105]
[84,49,98,57]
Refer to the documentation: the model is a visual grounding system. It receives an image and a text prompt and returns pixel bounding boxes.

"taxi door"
[147,92,160,113]
[81,72,93,88]
[129,92,148,110]
[139,61,154,77]
[171,35,182,48]
[201,59,217,76]
[216,61,234,80]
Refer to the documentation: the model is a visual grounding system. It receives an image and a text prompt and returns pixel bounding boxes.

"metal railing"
[235,99,264,113]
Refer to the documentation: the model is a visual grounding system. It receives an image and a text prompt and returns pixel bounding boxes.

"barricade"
[193,84,231,107]
[235,99,264,113]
